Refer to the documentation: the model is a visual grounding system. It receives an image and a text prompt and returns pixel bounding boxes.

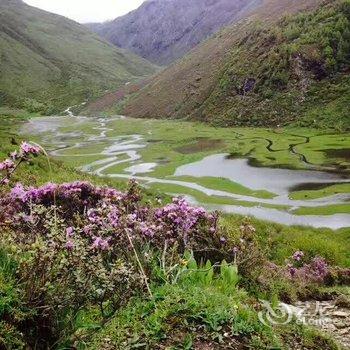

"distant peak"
[0,0,24,5]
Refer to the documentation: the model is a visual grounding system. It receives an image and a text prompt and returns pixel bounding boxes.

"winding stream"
[23,115,350,229]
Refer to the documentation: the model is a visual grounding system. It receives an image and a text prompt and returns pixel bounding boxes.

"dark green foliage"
[198,0,350,130]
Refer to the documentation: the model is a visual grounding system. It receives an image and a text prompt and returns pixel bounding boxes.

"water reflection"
[175,154,349,195]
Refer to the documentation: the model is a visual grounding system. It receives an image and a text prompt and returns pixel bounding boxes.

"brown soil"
[323,149,350,162]
[86,79,149,114]
[175,138,225,154]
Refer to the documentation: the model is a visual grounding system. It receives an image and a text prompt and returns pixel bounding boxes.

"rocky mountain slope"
[121,0,350,130]
[87,0,261,65]
[0,0,158,113]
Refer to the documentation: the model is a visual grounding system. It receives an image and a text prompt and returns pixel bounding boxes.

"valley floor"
[22,115,350,229]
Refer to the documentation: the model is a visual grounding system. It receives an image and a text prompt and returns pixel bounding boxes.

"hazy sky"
[24,0,145,23]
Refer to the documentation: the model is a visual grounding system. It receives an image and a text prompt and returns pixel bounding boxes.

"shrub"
[0,174,226,347]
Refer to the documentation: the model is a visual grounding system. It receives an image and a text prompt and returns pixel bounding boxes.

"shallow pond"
[125,163,158,175]
[175,154,349,195]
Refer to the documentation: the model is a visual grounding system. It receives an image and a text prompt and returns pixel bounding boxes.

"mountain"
[0,0,158,113]
[121,0,350,130]
[87,0,262,66]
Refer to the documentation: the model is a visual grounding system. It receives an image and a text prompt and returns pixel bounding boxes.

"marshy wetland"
[23,115,350,229]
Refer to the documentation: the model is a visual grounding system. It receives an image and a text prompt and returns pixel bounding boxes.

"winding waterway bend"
[22,115,350,229]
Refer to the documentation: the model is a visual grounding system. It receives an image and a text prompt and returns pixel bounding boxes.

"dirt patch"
[323,148,350,162]
[86,79,149,113]
[156,157,170,164]
[176,138,225,154]
[147,139,163,143]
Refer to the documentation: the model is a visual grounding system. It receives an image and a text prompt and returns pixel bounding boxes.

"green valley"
[21,115,350,228]
[1,0,350,348]
[0,0,158,114]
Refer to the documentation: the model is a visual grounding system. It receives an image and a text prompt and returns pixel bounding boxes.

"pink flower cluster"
[19,142,41,157]
[0,142,42,185]
[292,250,305,262]
[286,251,329,283]
[1,180,222,255]
[155,197,218,245]
[0,159,15,171]
[10,181,124,206]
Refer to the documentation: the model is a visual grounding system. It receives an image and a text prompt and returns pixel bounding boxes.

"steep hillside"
[122,0,350,130]
[87,0,261,65]
[0,0,157,113]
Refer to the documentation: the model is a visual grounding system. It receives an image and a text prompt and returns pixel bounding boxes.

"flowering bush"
[286,253,329,283]
[1,180,221,256]
[0,174,226,344]
[0,144,227,347]
[255,251,336,302]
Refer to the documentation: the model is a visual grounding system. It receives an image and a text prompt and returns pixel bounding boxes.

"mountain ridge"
[0,0,158,113]
[119,0,350,130]
[87,0,262,65]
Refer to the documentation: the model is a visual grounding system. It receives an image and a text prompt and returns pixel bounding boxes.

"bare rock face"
[87,0,261,65]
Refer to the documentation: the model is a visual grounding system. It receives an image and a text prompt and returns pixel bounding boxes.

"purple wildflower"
[0,159,15,171]
[220,236,227,244]
[20,142,41,156]
[91,236,110,251]
[66,227,74,237]
[65,240,74,250]
[10,183,27,201]
[292,251,304,262]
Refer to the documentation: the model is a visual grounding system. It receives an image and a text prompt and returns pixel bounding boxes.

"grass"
[81,272,339,350]
[293,203,350,215]
[106,119,350,173]
[169,176,276,199]
[289,183,350,200]
[146,182,289,210]
[221,214,350,268]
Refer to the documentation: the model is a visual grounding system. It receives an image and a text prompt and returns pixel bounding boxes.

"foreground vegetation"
[0,112,349,349]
